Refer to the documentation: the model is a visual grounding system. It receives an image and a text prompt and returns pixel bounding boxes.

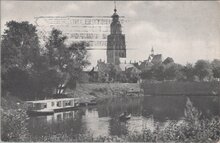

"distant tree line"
[1,21,90,100]
[88,57,220,84]
[140,58,220,82]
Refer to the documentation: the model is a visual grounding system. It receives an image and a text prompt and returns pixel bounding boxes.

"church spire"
[112,0,118,18]
[107,1,126,65]
[151,46,154,56]
[114,0,117,13]
[110,0,121,34]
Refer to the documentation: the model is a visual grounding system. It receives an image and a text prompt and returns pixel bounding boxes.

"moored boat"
[26,98,79,116]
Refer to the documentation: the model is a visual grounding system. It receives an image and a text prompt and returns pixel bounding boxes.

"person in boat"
[120,111,128,118]
[119,111,131,120]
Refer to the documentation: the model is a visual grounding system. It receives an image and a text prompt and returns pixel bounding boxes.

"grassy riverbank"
[67,83,141,99]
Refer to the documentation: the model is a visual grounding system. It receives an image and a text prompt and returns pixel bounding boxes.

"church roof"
[153,54,162,58]
[112,6,119,19]
[112,12,119,17]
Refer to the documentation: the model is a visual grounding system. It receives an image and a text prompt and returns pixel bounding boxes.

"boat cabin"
[26,98,79,111]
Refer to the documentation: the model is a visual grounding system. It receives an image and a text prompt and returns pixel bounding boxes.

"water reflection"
[46,111,76,123]
[81,108,110,137]
[27,95,220,138]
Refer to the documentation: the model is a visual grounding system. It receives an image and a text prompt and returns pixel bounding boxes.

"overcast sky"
[1,1,220,67]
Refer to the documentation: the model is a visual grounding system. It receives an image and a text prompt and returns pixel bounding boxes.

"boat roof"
[26,98,79,104]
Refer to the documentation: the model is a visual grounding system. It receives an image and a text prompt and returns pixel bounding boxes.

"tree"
[163,57,174,65]
[125,67,140,83]
[140,68,153,80]
[182,63,195,81]
[1,23,90,99]
[2,67,30,99]
[108,64,117,82]
[1,21,40,73]
[1,21,41,98]
[194,60,213,81]
[45,29,90,94]
[116,72,127,83]
[164,63,183,81]
[151,64,165,81]
[211,59,220,79]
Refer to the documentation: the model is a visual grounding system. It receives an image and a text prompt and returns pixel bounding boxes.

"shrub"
[1,109,29,141]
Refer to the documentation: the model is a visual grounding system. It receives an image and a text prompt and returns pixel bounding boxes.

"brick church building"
[106,7,126,65]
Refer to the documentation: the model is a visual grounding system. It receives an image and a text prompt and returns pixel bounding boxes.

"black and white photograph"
[1,0,220,142]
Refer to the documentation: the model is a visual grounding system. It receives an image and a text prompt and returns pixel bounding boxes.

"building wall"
[107,34,126,65]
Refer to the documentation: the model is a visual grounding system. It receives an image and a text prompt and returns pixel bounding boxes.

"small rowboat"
[119,113,131,121]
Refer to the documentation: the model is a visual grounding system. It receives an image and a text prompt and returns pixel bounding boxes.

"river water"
[27,95,220,138]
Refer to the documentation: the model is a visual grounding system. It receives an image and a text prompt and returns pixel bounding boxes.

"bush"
[1,108,29,141]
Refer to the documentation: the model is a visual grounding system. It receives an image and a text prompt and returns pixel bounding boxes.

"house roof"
[118,63,135,71]
[139,61,153,71]
[152,54,162,62]
[26,98,79,104]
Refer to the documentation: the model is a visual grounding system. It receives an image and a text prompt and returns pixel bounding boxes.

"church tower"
[107,3,126,65]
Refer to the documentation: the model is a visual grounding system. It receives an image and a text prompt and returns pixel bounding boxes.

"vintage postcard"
[1,1,220,142]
